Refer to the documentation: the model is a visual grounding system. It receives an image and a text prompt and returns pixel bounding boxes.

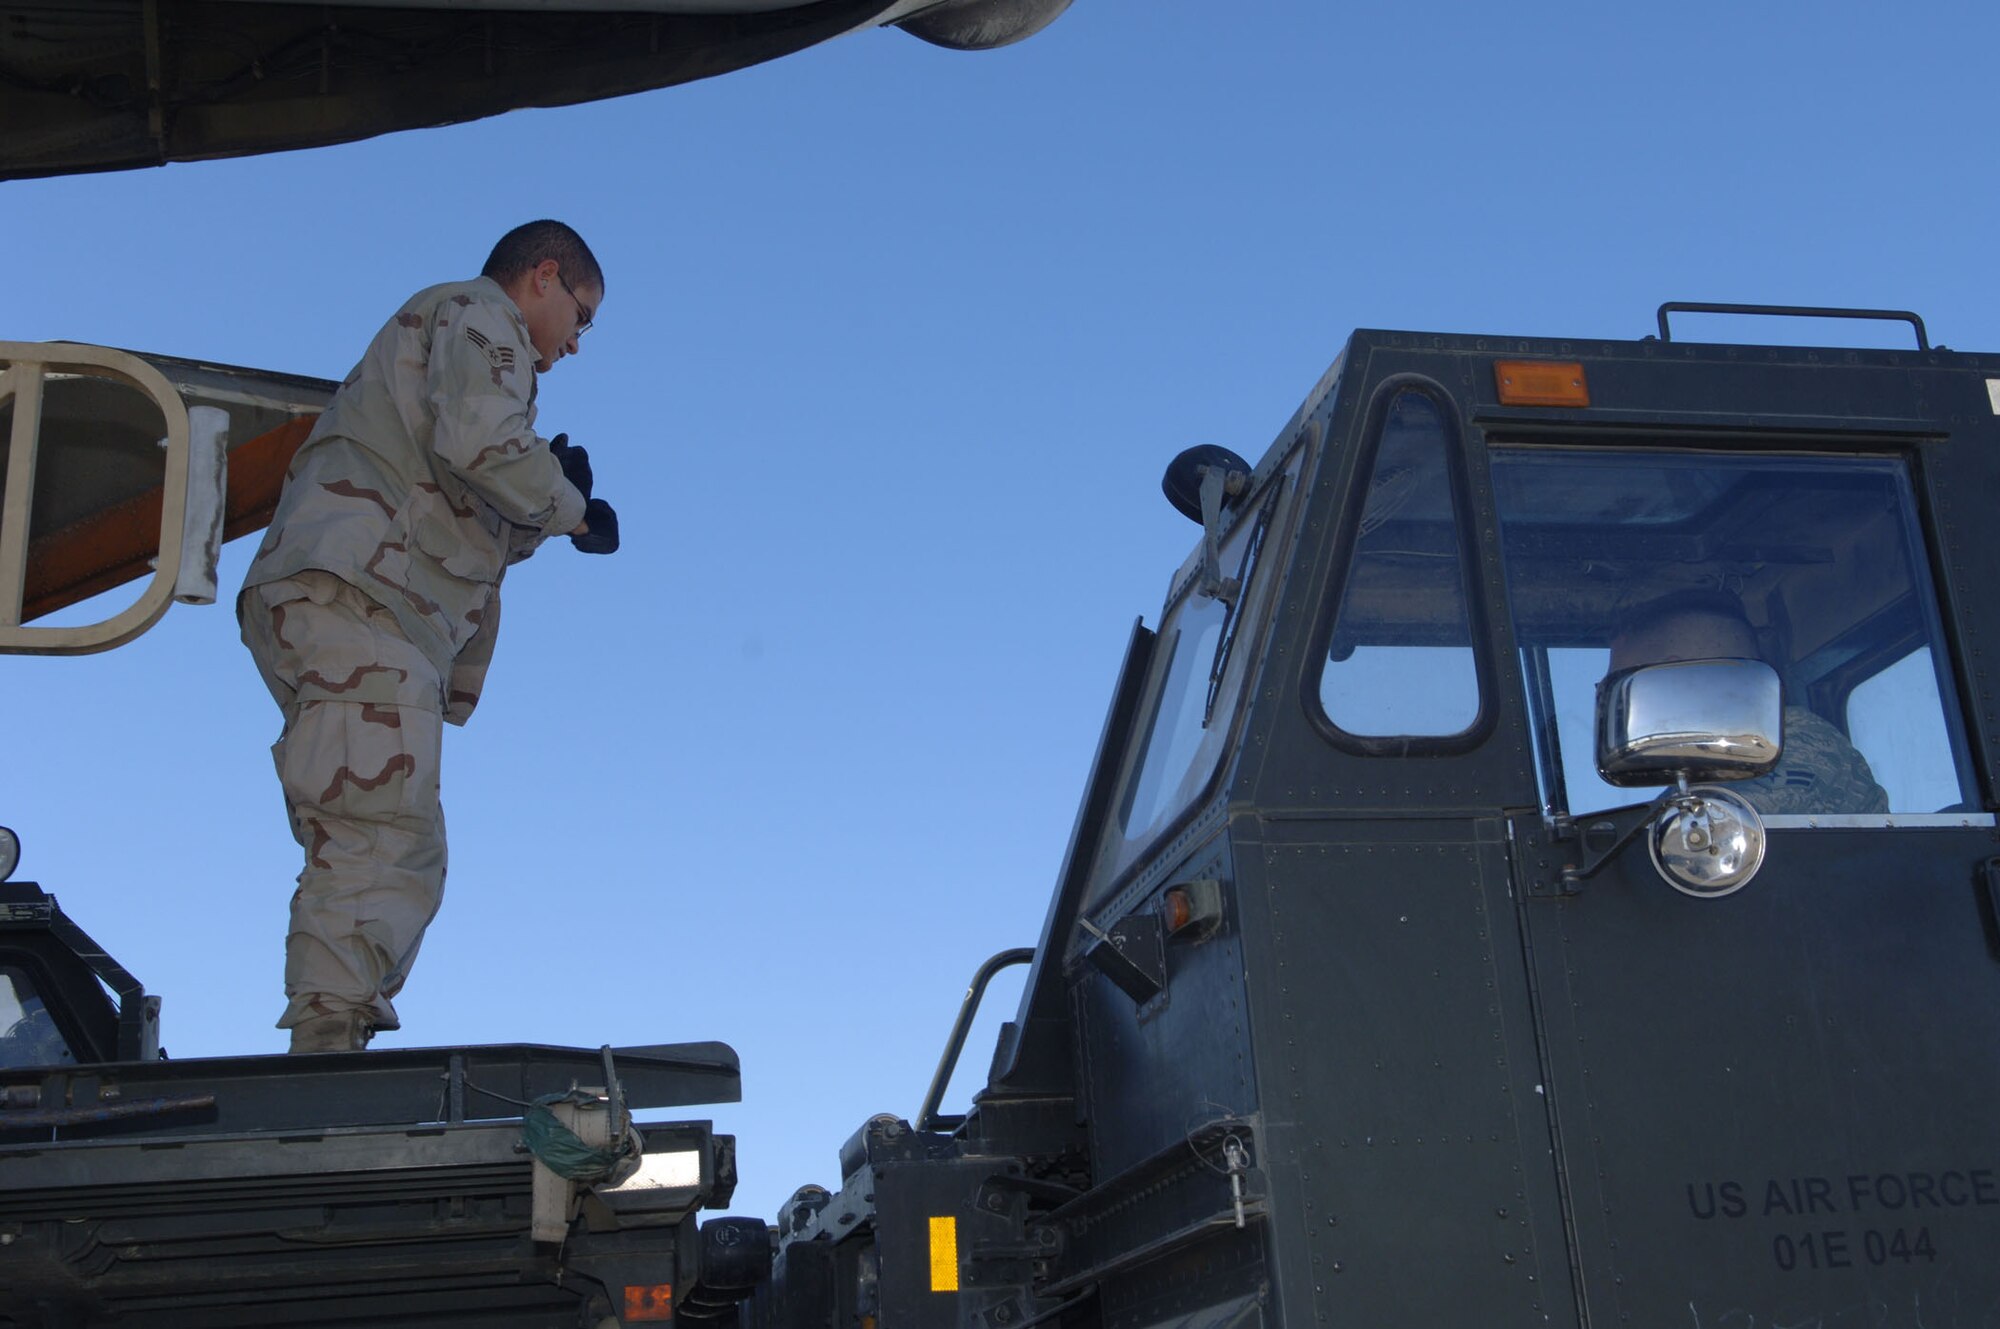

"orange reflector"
[1495,360,1589,408]
[928,1216,960,1292]
[625,1283,673,1321]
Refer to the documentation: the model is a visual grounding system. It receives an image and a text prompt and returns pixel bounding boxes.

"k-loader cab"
[733,304,2000,1329]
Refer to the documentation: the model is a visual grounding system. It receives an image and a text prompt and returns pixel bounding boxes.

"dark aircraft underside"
[0,0,1069,182]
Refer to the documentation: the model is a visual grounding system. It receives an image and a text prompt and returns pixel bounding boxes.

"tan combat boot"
[288,1009,373,1053]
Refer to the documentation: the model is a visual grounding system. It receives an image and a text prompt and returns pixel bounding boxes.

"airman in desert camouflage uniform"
[1606,589,1890,818]
[240,220,618,1053]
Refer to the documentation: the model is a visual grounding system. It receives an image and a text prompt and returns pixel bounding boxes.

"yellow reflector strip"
[1495,359,1590,408]
[928,1216,960,1292]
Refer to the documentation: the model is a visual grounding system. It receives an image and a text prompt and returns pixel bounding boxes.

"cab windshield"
[1489,449,1976,820]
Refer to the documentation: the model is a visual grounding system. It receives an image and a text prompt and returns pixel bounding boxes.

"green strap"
[522,1091,631,1183]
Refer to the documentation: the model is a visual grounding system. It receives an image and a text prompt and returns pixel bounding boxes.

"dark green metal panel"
[1510,822,2000,1326]
[1242,821,1577,1328]
[1073,832,1255,1182]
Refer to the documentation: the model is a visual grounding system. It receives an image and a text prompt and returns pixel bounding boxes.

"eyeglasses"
[555,271,595,337]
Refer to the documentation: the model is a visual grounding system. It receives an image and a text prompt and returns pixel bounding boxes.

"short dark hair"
[482,220,604,293]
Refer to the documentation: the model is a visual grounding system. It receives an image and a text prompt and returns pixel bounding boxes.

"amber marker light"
[1162,880,1224,936]
[1495,360,1590,408]
[624,1284,673,1322]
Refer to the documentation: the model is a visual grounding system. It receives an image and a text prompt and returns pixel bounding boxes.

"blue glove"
[548,432,592,501]
[572,498,619,555]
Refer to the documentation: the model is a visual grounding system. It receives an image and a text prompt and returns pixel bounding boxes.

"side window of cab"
[1490,449,1978,820]
[1314,385,1486,746]
[1083,450,1303,911]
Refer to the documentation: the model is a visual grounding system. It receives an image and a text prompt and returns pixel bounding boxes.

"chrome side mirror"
[1596,658,1783,786]
[1594,658,1783,898]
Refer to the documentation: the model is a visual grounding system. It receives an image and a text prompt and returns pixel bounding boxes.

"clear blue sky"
[5,0,1996,1223]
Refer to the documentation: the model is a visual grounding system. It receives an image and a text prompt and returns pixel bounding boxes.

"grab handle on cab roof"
[1655,302,1929,351]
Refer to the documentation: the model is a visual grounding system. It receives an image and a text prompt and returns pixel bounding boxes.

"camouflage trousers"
[239,570,448,1033]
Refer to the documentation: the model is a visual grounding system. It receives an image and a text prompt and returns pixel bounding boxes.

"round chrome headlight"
[1649,786,1765,898]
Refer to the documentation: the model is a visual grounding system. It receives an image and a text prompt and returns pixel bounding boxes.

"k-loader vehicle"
[5,302,1998,1328]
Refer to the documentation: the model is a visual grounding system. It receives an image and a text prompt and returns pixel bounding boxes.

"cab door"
[1491,443,2000,1327]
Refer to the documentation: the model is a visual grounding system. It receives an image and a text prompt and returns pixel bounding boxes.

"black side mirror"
[1161,445,1251,524]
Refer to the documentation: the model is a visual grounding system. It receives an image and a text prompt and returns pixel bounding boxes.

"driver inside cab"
[1606,588,1889,816]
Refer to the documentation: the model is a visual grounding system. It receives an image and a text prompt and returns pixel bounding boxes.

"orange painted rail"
[22,414,316,623]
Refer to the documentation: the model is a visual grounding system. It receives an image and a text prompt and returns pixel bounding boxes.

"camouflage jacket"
[1738,705,1891,816]
[242,277,586,724]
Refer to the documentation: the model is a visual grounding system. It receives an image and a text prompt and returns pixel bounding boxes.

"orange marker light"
[625,1284,673,1322]
[1495,360,1589,408]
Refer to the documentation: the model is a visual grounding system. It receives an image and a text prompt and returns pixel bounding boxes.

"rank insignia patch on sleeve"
[465,326,516,373]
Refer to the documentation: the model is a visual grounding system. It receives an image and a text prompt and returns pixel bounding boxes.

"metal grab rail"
[0,342,227,655]
[1655,302,1930,351]
[916,947,1036,1132]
